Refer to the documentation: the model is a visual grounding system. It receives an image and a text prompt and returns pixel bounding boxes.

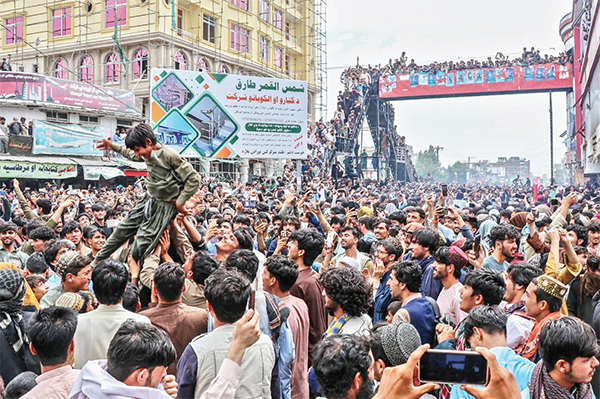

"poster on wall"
[33,120,104,156]
[8,136,33,155]
[150,69,307,159]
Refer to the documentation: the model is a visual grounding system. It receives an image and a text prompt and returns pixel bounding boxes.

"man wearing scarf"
[524,317,598,399]
[0,268,40,384]
[520,275,567,362]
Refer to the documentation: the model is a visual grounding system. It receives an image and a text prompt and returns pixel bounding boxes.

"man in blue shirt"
[450,305,535,399]
[372,239,403,323]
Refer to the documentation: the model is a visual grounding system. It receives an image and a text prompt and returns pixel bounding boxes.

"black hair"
[124,123,158,149]
[376,239,402,260]
[190,251,219,285]
[463,269,506,306]
[122,283,139,313]
[531,277,563,313]
[28,306,78,365]
[25,252,48,274]
[4,371,38,399]
[405,206,426,221]
[330,215,346,226]
[506,262,542,288]
[387,300,402,315]
[499,210,512,220]
[289,228,325,266]
[357,216,375,230]
[371,322,393,367]
[265,255,298,292]
[233,228,254,250]
[91,203,106,213]
[412,228,440,253]
[312,334,372,399]
[256,211,271,223]
[388,211,407,225]
[43,239,74,266]
[83,225,105,240]
[37,198,52,215]
[61,220,82,238]
[0,221,17,233]
[232,214,251,227]
[92,259,129,305]
[62,254,92,283]
[588,220,600,232]
[282,215,301,230]
[30,226,57,242]
[224,249,259,281]
[154,262,185,302]
[106,320,176,382]
[23,219,44,237]
[588,255,600,273]
[204,269,251,323]
[391,260,422,293]
[539,317,599,371]
[320,266,371,317]
[373,218,392,231]
[77,212,92,222]
[432,246,462,279]
[489,225,519,246]
[566,224,588,246]
[463,305,507,344]
[339,226,360,239]
[26,275,45,291]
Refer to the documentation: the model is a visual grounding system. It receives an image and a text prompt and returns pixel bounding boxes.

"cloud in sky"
[326,0,572,176]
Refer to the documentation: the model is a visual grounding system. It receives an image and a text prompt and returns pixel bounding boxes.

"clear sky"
[325,0,573,177]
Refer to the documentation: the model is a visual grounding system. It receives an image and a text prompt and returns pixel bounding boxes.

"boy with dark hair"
[40,252,93,308]
[0,222,29,269]
[433,245,469,325]
[61,220,90,256]
[73,259,150,368]
[21,306,80,399]
[177,269,275,399]
[140,262,208,376]
[96,123,201,266]
[29,226,57,253]
[408,228,442,299]
[484,225,519,272]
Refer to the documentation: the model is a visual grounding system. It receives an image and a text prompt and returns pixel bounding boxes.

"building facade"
[1,0,325,178]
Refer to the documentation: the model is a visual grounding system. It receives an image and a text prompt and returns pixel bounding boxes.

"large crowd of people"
[0,121,598,399]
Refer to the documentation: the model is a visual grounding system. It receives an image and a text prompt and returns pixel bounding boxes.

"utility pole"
[433,146,443,163]
[549,91,554,185]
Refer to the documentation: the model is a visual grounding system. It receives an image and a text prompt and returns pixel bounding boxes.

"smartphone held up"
[418,349,488,386]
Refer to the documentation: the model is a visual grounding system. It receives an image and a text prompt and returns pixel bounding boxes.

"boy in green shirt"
[96,123,200,265]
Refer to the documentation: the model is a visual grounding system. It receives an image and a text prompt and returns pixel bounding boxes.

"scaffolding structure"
[2,0,327,119]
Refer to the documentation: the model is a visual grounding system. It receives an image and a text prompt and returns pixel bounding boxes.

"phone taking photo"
[418,350,488,386]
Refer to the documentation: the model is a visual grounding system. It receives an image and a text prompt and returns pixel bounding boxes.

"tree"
[448,161,468,184]
[415,145,446,181]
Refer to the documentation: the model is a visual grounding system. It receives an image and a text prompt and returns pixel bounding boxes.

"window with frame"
[273,8,283,30]
[133,48,148,79]
[79,55,93,83]
[230,24,250,54]
[230,0,249,11]
[259,36,269,62]
[285,54,291,75]
[174,51,186,70]
[176,9,183,36]
[105,53,120,83]
[52,7,71,37]
[202,14,216,43]
[259,0,270,22]
[198,58,210,71]
[54,59,68,79]
[219,64,229,73]
[5,16,23,45]
[46,111,69,123]
[274,45,282,69]
[79,115,99,124]
[105,0,126,28]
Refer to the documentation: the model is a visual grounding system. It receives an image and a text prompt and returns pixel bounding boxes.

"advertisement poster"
[380,64,572,100]
[0,160,77,179]
[83,166,125,180]
[150,69,307,159]
[0,71,136,113]
[33,120,104,156]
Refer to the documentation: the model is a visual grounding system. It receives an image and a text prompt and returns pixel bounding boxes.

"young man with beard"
[320,266,372,337]
[407,228,442,299]
[323,227,374,274]
[588,220,600,255]
[519,275,567,362]
[483,225,519,272]
[287,229,327,358]
[501,263,542,351]
[0,222,29,269]
[432,246,469,326]
[522,317,599,399]
[91,203,113,238]
[370,239,402,323]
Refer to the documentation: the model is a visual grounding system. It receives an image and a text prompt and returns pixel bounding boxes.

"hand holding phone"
[418,349,488,386]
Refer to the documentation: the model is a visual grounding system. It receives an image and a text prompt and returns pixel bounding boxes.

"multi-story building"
[1,0,326,177]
